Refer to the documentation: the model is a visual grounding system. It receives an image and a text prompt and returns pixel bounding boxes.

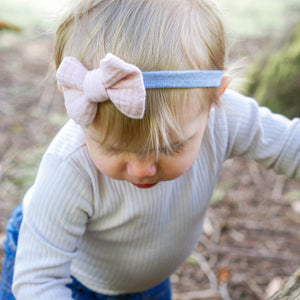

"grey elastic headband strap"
[142,70,223,88]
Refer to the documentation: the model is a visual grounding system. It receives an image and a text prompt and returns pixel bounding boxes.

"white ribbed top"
[13,90,300,299]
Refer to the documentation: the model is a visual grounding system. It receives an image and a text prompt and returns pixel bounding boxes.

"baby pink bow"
[56,53,146,126]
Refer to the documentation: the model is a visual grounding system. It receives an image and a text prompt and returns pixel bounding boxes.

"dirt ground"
[0,33,299,300]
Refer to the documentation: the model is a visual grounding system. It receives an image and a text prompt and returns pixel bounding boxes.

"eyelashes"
[101,147,123,157]
[159,143,184,156]
[100,142,185,157]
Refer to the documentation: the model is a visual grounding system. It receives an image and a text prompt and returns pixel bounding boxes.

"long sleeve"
[223,90,300,179]
[12,153,94,299]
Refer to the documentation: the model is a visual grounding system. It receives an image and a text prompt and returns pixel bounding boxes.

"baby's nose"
[127,157,157,178]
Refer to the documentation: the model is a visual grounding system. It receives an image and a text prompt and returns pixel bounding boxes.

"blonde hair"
[54,0,228,155]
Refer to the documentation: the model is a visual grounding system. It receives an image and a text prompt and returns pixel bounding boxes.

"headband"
[142,70,223,89]
[56,53,223,126]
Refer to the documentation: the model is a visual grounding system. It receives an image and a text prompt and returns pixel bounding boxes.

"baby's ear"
[216,74,232,99]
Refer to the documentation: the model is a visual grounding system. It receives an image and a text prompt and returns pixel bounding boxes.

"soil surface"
[0,33,299,300]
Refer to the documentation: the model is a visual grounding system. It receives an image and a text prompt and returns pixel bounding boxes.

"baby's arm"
[12,153,94,299]
[224,90,300,179]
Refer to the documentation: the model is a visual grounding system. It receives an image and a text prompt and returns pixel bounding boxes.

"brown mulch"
[0,33,299,300]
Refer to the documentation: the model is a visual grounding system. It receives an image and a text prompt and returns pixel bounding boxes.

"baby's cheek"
[161,155,195,179]
[95,160,124,180]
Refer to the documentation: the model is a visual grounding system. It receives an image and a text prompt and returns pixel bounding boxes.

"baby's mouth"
[132,183,158,189]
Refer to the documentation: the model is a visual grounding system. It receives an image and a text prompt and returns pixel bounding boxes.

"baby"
[1,0,299,299]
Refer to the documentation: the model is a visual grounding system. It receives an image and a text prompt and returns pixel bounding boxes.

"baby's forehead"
[85,105,207,152]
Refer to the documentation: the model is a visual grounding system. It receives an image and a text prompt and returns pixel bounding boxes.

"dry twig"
[209,245,299,262]
[271,175,286,200]
[191,252,218,290]
[247,280,265,300]
[173,289,220,300]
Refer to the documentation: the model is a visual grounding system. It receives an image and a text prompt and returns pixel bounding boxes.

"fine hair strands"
[53,0,228,156]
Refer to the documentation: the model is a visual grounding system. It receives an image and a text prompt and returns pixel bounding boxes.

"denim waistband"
[67,276,171,299]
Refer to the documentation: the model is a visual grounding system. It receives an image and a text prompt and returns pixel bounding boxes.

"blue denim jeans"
[67,276,171,300]
[0,204,22,300]
[0,205,172,300]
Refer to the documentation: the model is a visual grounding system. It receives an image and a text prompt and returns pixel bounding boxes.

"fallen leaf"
[217,268,230,284]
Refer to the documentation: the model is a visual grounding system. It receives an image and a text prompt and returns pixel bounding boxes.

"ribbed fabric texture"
[13,90,300,299]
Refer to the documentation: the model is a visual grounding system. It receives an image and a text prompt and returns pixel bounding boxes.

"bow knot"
[83,68,108,102]
[56,53,146,126]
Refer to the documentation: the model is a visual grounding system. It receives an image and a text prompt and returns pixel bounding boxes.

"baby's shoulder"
[39,120,98,182]
[220,89,257,108]
[214,89,260,123]
[46,120,87,161]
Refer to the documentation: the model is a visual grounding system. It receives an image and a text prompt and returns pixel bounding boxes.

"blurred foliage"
[216,0,300,37]
[0,0,66,31]
[1,146,46,205]
[245,22,300,118]
[0,0,299,37]
[211,179,237,206]
[285,189,300,202]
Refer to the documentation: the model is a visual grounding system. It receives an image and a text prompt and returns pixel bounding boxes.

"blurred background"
[0,0,299,299]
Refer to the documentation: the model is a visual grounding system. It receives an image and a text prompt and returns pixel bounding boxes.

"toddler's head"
[54,0,228,157]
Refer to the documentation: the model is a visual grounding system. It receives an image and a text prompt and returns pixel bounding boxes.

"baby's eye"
[100,147,123,157]
[160,143,184,156]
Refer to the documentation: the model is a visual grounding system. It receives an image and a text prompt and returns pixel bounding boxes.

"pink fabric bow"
[56,53,146,126]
